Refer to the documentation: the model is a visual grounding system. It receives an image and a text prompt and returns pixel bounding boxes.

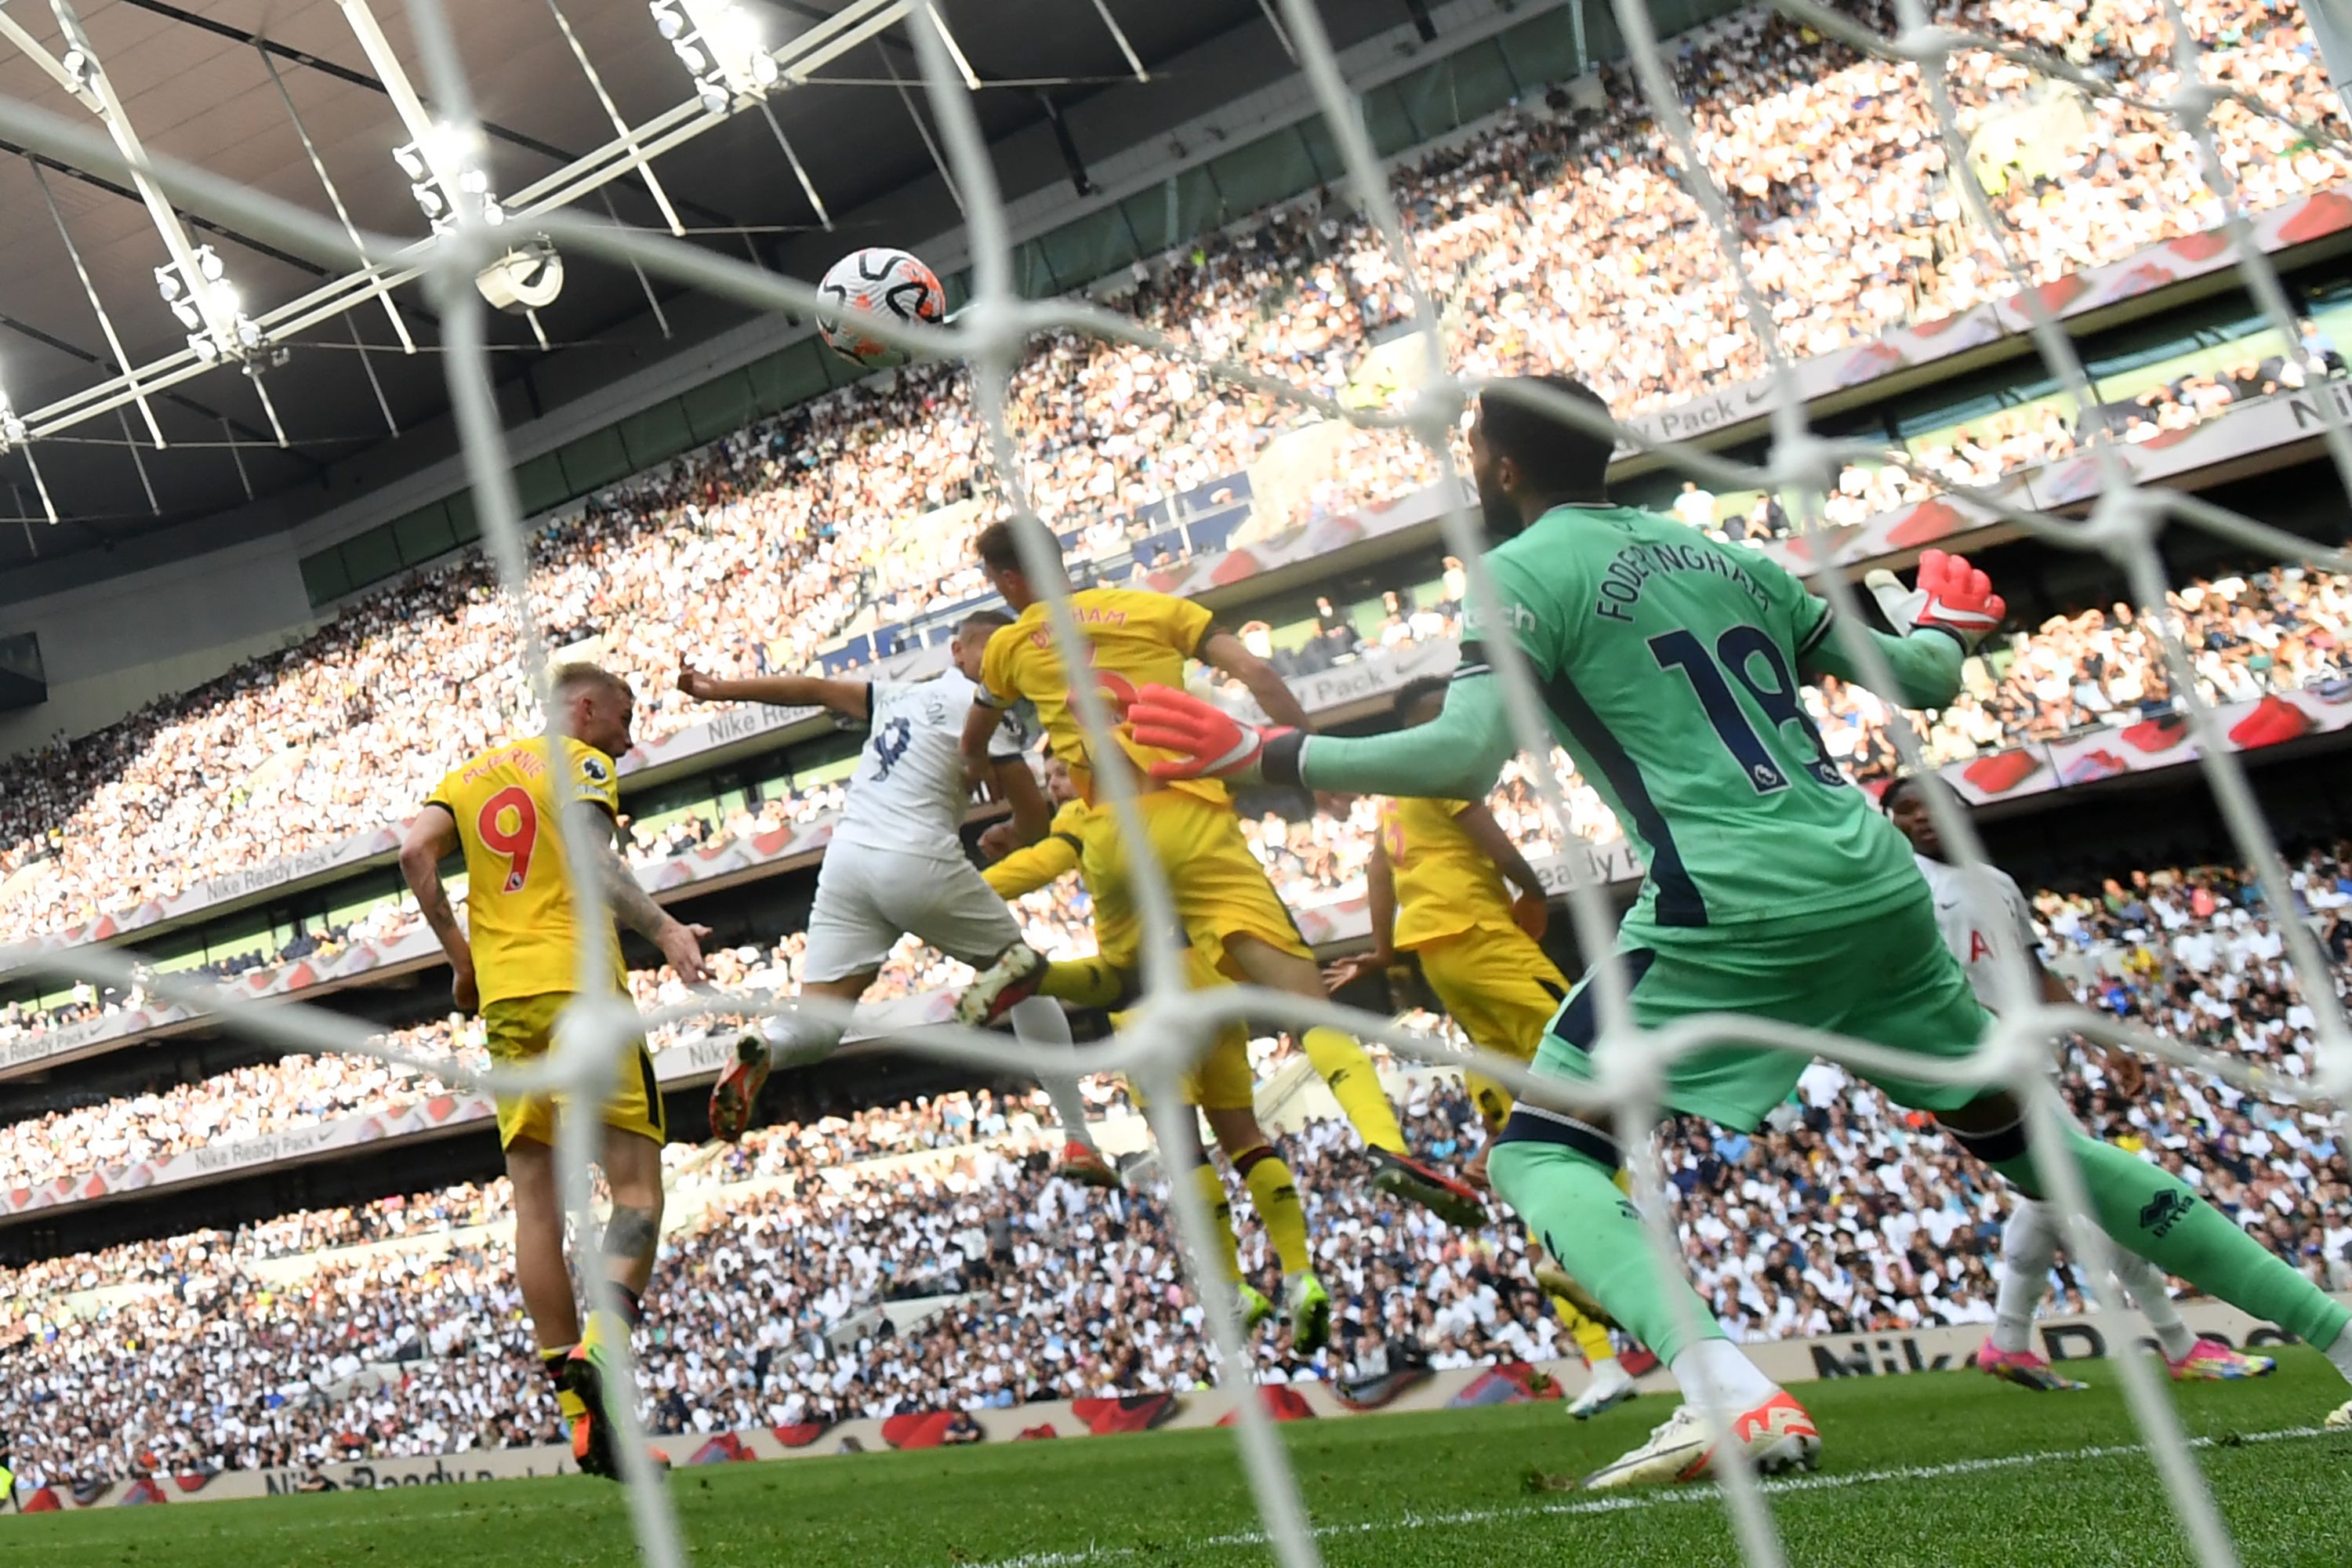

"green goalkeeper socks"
[1489,1137,1726,1365]
[1987,1129,2352,1349]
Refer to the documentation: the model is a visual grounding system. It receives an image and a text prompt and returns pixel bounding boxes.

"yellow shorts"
[1414,924,1568,1128]
[1111,946,1256,1112]
[482,992,667,1151]
[1110,789,1309,975]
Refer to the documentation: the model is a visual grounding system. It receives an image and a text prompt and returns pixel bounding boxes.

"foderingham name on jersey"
[1591,539,1771,622]
[833,669,1029,859]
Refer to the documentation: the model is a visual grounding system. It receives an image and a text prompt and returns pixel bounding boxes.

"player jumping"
[981,757,1332,1348]
[1127,373,2352,1486]
[1329,675,1634,1415]
[674,637,1112,1185]
[1881,772,2277,1388]
[397,662,705,1479]
[949,527,1483,1228]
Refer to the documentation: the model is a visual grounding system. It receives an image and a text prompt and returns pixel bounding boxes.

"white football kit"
[802,670,1033,984]
[1915,851,2042,1010]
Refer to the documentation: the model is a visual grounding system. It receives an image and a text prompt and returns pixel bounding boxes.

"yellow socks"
[1465,1071,1513,1133]
[1551,1294,1617,1366]
[1236,1146,1312,1277]
[541,1346,587,1421]
[1039,956,1132,1009]
[1190,1161,1242,1283]
[1300,1025,1406,1155]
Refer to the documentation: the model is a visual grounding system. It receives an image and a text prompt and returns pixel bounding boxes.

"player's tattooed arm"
[398,804,477,1012]
[676,666,869,724]
[572,803,712,984]
[1197,628,1313,732]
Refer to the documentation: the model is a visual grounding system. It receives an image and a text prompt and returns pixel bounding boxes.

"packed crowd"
[11,821,2352,1486]
[2,0,2343,948]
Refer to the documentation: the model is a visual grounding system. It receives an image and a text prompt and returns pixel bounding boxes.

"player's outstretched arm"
[397,804,476,1013]
[1458,802,1550,939]
[567,800,711,985]
[982,830,1081,901]
[676,666,869,724]
[1129,673,1514,800]
[1197,628,1313,733]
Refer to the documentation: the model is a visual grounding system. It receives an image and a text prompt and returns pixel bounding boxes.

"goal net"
[1,1,2347,1565]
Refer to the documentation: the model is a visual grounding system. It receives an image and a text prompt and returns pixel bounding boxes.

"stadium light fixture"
[392,122,502,234]
[648,0,779,117]
[13,0,286,452]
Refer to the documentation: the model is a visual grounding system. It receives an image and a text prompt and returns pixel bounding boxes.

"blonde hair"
[553,662,631,706]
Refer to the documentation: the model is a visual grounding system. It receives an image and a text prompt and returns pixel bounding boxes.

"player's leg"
[913,858,1112,1181]
[712,970,869,1142]
[1220,929,1482,1226]
[1980,1199,2086,1390]
[714,853,890,1140]
[591,1047,666,1345]
[483,996,605,1461]
[1839,898,2344,1399]
[1416,927,1570,1143]
[506,1134,613,1464]
[1200,1087,1326,1353]
[1417,930,1632,1406]
[550,1019,673,1479]
[1487,942,1822,1488]
[1940,1091,2344,1381]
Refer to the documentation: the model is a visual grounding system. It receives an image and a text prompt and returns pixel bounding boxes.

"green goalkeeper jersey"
[1294,502,1965,946]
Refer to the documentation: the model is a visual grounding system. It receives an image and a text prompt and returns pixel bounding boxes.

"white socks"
[1671,1338,1776,1411]
[1009,995,1098,1152]
[1996,1198,2197,1361]
[1991,1200,2059,1354]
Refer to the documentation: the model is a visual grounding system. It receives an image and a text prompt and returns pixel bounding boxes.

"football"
[816,246,945,368]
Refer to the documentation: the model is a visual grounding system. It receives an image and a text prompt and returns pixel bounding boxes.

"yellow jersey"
[1381,795,1518,950]
[426,735,626,1006]
[984,797,1143,962]
[978,586,1226,806]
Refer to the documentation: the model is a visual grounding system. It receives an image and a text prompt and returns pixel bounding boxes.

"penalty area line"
[960,1423,2339,1568]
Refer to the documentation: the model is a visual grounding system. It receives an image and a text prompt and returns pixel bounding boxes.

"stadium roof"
[0,0,1409,594]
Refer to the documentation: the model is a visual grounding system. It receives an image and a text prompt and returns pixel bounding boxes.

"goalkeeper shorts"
[1507,891,1994,1135]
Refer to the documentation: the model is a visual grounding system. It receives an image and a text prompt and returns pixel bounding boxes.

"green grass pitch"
[14,1353,2352,1568]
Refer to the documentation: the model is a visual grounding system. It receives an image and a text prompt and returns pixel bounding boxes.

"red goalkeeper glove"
[1127,684,1301,786]
[1864,548,2005,653]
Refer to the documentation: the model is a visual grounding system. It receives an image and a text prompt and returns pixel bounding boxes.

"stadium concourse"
[0,0,2347,1535]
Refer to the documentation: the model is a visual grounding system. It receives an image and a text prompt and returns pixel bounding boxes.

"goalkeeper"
[1129,373,2352,1490]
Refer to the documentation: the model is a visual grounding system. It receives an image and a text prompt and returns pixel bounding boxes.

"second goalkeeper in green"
[1129,372,2352,1490]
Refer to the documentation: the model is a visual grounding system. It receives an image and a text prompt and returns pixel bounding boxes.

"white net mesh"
[0,1,2348,1564]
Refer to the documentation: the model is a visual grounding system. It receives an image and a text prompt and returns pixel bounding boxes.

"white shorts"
[801,842,1023,984]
